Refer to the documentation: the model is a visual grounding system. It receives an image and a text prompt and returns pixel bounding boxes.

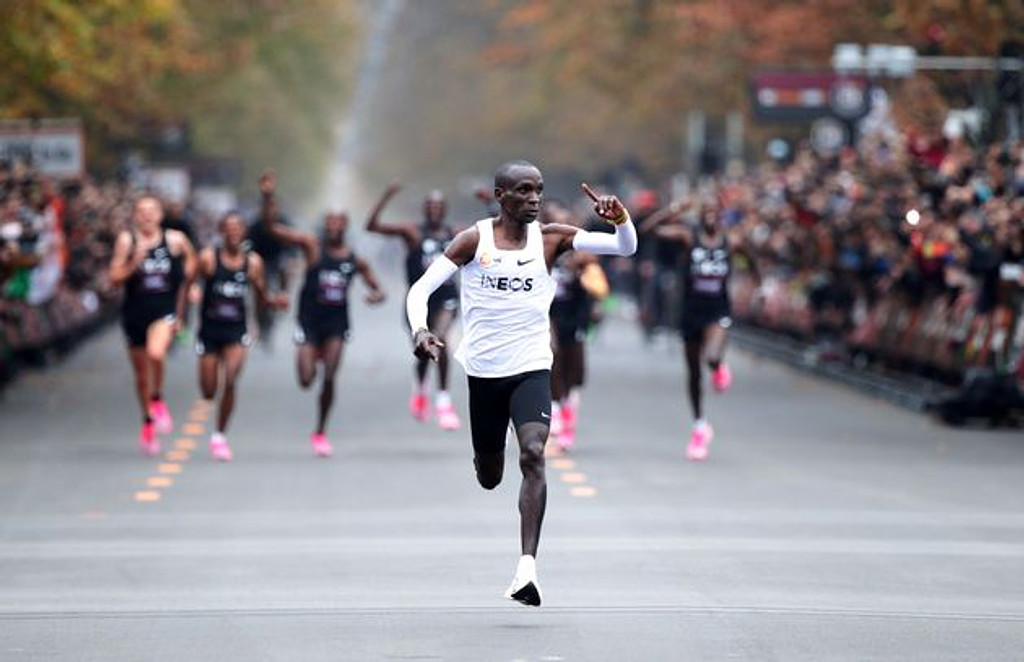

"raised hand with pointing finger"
[581,183,629,225]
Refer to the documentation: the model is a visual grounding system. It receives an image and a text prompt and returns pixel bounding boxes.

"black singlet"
[298,249,357,328]
[683,233,731,313]
[123,231,185,319]
[201,249,249,333]
[550,254,589,332]
[405,224,458,303]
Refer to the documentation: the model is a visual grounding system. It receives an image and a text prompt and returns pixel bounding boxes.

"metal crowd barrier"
[732,274,1024,384]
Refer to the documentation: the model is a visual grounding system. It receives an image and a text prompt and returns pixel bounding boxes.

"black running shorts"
[467,369,551,455]
[295,310,350,346]
[680,299,732,342]
[196,324,250,355]
[121,309,176,348]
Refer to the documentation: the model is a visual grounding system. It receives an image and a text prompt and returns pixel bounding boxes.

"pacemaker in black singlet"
[406,224,458,317]
[295,251,357,345]
[680,233,732,341]
[550,254,590,345]
[121,231,185,347]
[198,249,250,353]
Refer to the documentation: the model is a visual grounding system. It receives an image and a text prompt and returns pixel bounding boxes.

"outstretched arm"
[356,256,386,304]
[640,200,693,247]
[473,185,500,216]
[264,219,318,265]
[172,231,198,332]
[257,170,278,226]
[639,199,688,234]
[365,182,419,247]
[248,253,289,310]
[108,231,145,287]
[257,169,317,262]
[550,183,637,259]
[197,247,216,282]
[730,233,762,287]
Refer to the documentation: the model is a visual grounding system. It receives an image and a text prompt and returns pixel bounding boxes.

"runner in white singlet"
[405,160,637,607]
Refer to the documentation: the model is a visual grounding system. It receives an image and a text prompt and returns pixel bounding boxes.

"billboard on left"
[0,119,84,178]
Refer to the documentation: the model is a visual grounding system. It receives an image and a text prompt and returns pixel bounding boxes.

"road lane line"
[133,491,161,502]
[546,434,599,498]
[133,399,206,504]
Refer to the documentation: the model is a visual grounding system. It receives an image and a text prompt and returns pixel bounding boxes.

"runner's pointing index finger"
[580,183,600,202]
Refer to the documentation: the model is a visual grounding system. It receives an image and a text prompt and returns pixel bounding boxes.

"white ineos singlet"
[455,219,555,378]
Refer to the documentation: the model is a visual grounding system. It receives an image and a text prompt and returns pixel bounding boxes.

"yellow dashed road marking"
[545,433,599,498]
[134,491,161,502]
[134,399,206,505]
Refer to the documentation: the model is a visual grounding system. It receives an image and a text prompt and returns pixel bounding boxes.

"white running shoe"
[504,555,542,607]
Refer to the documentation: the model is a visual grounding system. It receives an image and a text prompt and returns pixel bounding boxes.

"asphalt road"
[1,290,1022,661]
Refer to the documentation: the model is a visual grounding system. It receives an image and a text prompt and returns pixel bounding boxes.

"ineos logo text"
[479,274,534,292]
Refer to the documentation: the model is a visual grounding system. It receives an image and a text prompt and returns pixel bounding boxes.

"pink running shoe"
[409,393,430,423]
[149,399,173,435]
[311,433,333,458]
[210,433,233,462]
[138,421,160,457]
[686,421,713,461]
[561,403,577,434]
[556,428,575,452]
[711,364,732,393]
[436,402,461,431]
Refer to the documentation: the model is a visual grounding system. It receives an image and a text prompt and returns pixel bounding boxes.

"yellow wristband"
[607,210,630,226]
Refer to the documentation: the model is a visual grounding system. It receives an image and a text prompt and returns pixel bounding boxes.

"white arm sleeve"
[406,255,459,335]
[571,214,637,256]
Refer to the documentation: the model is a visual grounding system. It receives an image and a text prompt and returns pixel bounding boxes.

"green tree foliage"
[0,0,360,201]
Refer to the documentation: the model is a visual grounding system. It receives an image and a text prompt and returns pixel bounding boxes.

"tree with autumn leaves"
[481,0,1022,172]
[0,0,360,200]
[360,0,1021,187]
[4,1,1019,196]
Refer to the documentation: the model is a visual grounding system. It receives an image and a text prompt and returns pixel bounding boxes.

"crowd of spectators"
[0,160,131,385]
[745,134,1020,317]
[631,129,1024,378]
[4,121,1023,390]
